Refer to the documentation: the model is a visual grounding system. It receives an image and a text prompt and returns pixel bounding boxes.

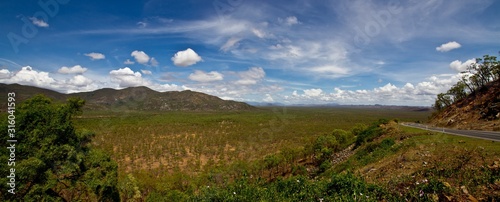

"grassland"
[73,106,432,199]
[328,123,500,201]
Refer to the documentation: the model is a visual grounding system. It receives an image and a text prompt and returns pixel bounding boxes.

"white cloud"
[0,66,100,93]
[109,67,145,87]
[304,88,323,97]
[108,67,183,91]
[84,52,105,60]
[436,41,461,52]
[374,83,398,95]
[309,65,350,77]
[263,94,274,102]
[0,69,11,79]
[141,69,152,75]
[148,83,183,92]
[1,66,55,88]
[29,17,49,27]
[283,16,299,26]
[449,59,475,72]
[0,65,184,94]
[171,48,203,67]
[58,65,88,74]
[220,37,242,52]
[252,28,266,38]
[150,57,159,67]
[235,67,265,85]
[68,75,93,87]
[124,59,135,65]
[131,50,150,65]
[188,70,224,82]
[285,72,466,106]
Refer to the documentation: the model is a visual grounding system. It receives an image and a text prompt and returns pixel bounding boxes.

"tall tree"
[435,53,500,111]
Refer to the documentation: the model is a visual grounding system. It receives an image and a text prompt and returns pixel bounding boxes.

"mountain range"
[0,83,255,111]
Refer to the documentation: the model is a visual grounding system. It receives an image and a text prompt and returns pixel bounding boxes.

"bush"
[313,134,338,163]
[0,95,119,201]
[331,129,352,145]
[146,190,188,202]
[326,172,388,200]
[355,126,383,148]
[319,161,332,173]
[380,138,395,149]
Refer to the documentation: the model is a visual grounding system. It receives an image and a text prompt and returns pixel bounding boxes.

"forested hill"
[0,83,255,111]
[431,55,500,130]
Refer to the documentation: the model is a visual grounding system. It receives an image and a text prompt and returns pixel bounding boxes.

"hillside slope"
[0,83,254,111]
[430,80,500,131]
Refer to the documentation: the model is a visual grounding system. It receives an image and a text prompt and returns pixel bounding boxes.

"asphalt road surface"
[401,122,500,142]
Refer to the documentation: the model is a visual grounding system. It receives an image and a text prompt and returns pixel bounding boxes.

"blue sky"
[1,0,499,106]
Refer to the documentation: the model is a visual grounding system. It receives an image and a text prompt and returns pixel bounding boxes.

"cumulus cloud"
[0,65,184,94]
[288,72,466,106]
[1,66,55,88]
[108,67,183,91]
[188,70,224,82]
[374,83,398,95]
[171,48,203,67]
[148,83,183,92]
[84,52,105,60]
[282,16,299,26]
[0,66,101,93]
[131,50,150,65]
[58,65,88,74]
[436,41,461,52]
[109,67,145,87]
[29,17,49,27]
[263,94,274,102]
[67,75,93,87]
[124,59,135,65]
[304,88,323,97]
[0,69,11,79]
[235,67,265,85]
[449,59,475,72]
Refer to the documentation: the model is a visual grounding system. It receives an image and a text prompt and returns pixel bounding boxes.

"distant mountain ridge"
[0,83,255,111]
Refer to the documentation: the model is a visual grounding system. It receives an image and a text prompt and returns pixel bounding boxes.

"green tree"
[447,81,467,102]
[0,95,119,201]
[435,53,500,111]
[433,93,453,111]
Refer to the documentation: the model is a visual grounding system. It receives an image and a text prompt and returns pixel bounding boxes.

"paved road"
[401,122,500,142]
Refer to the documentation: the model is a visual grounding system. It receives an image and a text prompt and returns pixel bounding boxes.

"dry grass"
[73,107,431,195]
[339,124,500,200]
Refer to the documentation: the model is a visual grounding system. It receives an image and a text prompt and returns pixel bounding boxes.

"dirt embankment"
[430,80,500,131]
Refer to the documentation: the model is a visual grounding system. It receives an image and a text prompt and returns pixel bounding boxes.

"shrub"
[380,138,395,149]
[0,95,119,201]
[326,172,388,200]
[355,126,383,147]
